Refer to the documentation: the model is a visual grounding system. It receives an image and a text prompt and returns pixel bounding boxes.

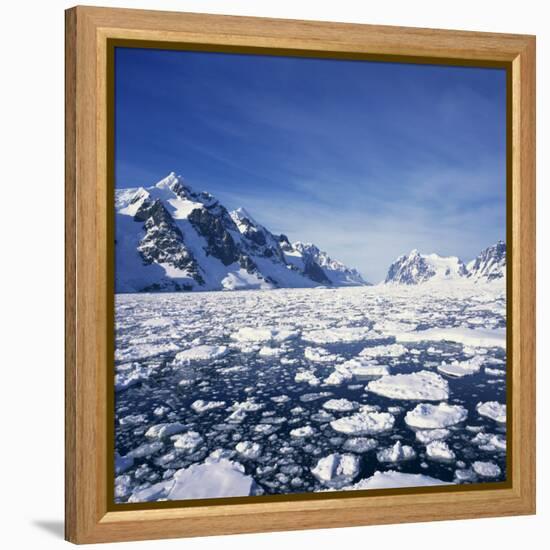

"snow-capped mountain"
[385,250,467,285]
[384,242,506,285]
[467,241,506,281]
[115,172,368,293]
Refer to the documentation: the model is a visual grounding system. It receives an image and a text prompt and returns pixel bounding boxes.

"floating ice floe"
[172,345,228,365]
[414,428,451,444]
[340,357,390,379]
[191,400,226,413]
[290,426,315,438]
[171,431,204,452]
[231,327,298,343]
[322,398,359,412]
[115,452,134,474]
[145,422,186,440]
[426,440,456,462]
[115,342,180,363]
[235,441,262,460]
[472,460,502,478]
[376,441,416,463]
[115,363,156,392]
[359,343,408,358]
[437,355,484,377]
[395,327,506,349]
[130,457,260,502]
[341,470,449,490]
[454,468,476,482]
[367,371,449,401]
[342,437,378,453]
[405,402,468,429]
[471,432,507,451]
[485,367,505,377]
[258,346,283,357]
[302,327,383,344]
[330,410,395,436]
[304,347,340,363]
[127,441,164,459]
[476,401,507,423]
[295,370,321,386]
[311,453,360,488]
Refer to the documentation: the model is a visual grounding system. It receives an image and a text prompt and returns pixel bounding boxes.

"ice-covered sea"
[114,284,507,503]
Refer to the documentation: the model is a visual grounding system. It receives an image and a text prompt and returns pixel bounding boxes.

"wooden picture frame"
[65,5,536,544]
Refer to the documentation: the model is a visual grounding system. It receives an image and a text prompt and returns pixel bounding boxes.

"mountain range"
[115,173,367,293]
[384,241,506,285]
[115,172,505,293]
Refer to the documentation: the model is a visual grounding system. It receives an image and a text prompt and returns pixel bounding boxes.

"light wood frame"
[65,5,536,544]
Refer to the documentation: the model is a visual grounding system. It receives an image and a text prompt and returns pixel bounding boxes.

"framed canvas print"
[65,6,536,544]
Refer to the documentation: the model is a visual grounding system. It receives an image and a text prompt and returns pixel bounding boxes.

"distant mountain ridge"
[384,242,506,285]
[115,172,368,293]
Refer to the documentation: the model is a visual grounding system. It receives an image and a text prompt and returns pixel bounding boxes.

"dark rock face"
[188,207,240,266]
[134,199,204,285]
[303,257,331,284]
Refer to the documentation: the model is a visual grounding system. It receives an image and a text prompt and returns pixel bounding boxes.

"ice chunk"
[290,426,315,438]
[171,431,204,452]
[359,343,407,358]
[437,355,484,377]
[426,440,456,462]
[414,428,451,444]
[472,460,502,478]
[322,399,359,412]
[115,452,134,474]
[367,371,449,401]
[304,346,340,363]
[471,432,507,451]
[172,345,228,365]
[145,422,186,440]
[476,401,506,423]
[311,453,360,488]
[302,327,383,344]
[295,370,320,386]
[231,327,298,343]
[376,441,416,463]
[396,327,505,349]
[191,400,226,413]
[330,410,395,435]
[342,437,378,453]
[115,363,155,392]
[405,403,468,429]
[343,470,449,490]
[235,441,262,460]
[127,441,164,458]
[258,346,283,357]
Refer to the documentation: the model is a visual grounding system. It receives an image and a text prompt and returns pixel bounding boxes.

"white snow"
[404,403,468,429]
[231,327,298,343]
[476,401,507,423]
[311,453,360,488]
[304,346,340,363]
[359,343,408,358]
[367,371,449,401]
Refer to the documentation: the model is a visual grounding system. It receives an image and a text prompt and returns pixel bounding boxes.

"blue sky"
[115,47,506,282]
